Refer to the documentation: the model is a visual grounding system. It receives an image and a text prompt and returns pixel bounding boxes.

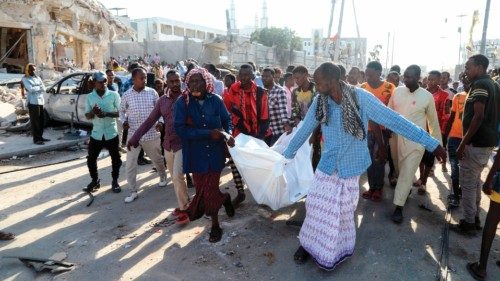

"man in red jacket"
[223,64,271,207]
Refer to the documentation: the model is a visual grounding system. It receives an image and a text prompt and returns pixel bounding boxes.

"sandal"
[209,226,223,243]
[0,231,15,240]
[293,246,310,264]
[223,194,235,217]
[389,176,398,187]
[466,262,485,281]
[371,190,383,202]
[413,179,422,187]
[362,189,373,199]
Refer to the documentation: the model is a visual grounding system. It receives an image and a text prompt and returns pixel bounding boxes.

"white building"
[131,18,226,42]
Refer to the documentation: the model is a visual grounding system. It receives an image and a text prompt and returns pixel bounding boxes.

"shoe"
[119,147,127,153]
[41,138,51,142]
[371,189,383,202]
[450,219,477,236]
[111,180,121,193]
[417,185,427,195]
[232,190,246,208]
[83,179,100,193]
[158,177,167,187]
[124,192,138,203]
[175,212,190,225]
[392,207,403,224]
[34,141,45,145]
[223,193,235,217]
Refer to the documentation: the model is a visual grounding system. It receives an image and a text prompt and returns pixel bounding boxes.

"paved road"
[0,150,499,280]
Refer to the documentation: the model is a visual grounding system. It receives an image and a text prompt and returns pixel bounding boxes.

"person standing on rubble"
[21,63,49,145]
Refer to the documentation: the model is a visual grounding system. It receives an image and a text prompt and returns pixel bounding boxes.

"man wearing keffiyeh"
[283,62,446,271]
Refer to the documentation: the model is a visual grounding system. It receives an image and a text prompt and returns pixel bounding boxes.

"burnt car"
[43,72,127,126]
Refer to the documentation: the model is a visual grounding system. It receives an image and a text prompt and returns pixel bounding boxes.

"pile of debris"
[0,85,27,128]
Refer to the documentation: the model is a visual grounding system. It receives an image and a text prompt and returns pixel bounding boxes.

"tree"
[250,27,302,51]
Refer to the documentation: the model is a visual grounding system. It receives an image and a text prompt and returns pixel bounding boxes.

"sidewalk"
[0,128,89,160]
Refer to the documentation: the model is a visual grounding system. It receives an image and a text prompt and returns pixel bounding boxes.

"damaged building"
[0,0,134,73]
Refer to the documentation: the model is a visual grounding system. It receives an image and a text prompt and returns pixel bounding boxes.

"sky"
[99,0,500,71]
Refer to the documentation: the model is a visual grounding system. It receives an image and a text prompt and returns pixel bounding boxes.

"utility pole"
[325,0,337,56]
[391,31,395,67]
[385,32,390,73]
[333,0,346,62]
[457,14,466,66]
[479,0,491,55]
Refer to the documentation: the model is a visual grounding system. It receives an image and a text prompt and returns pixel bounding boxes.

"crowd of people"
[9,53,500,280]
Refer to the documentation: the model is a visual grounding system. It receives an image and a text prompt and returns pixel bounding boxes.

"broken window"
[0,27,28,74]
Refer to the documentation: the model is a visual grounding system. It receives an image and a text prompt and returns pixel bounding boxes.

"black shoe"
[111,180,121,193]
[83,179,100,193]
[475,216,482,230]
[41,138,51,142]
[450,219,478,236]
[232,190,246,208]
[137,157,152,165]
[392,207,403,224]
[34,140,45,145]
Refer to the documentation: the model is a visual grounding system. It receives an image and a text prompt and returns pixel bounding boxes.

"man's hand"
[226,136,235,147]
[284,123,292,135]
[432,145,447,163]
[155,122,164,132]
[96,111,106,118]
[123,121,130,130]
[126,140,138,151]
[210,129,223,141]
[456,143,465,160]
[92,105,102,115]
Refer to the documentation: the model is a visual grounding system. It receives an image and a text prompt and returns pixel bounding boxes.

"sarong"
[299,170,360,270]
[187,171,225,220]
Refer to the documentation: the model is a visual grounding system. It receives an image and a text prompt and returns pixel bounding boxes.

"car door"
[76,74,94,125]
[46,73,85,124]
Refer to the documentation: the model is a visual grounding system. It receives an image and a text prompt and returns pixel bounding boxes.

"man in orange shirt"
[361,61,395,202]
[444,75,469,208]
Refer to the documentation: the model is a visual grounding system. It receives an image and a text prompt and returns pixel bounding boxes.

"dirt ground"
[0,149,499,281]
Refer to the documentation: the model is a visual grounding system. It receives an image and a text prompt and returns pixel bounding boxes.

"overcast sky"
[100,0,499,71]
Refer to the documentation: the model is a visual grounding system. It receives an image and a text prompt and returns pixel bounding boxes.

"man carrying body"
[128,70,189,223]
[389,65,443,223]
[261,68,292,145]
[120,68,168,203]
[452,54,500,235]
[83,71,122,193]
[224,64,271,207]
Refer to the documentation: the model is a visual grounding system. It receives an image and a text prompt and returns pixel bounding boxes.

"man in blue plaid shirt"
[262,68,292,145]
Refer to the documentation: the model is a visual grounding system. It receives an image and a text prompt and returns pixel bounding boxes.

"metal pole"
[333,0,346,62]
[391,31,395,67]
[325,0,337,55]
[457,14,466,66]
[479,0,491,55]
[385,32,390,73]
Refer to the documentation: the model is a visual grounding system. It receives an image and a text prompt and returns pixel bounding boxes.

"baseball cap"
[93,71,107,82]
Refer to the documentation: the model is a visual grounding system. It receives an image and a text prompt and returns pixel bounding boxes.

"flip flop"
[293,246,310,264]
[413,179,422,187]
[209,226,223,243]
[371,190,383,202]
[466,262,485,281]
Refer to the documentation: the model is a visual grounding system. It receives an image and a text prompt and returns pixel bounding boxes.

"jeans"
[87,136,122,182]
[367,131,386,190]
[447,137,461,182]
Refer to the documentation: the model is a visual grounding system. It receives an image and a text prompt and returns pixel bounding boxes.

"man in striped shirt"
[262,68,292,145]
[120,68,167,203]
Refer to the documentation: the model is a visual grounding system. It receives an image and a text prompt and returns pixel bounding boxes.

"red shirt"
[223,81,270,138]
[430,88,450,133]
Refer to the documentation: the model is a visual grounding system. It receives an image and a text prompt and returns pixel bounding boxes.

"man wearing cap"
[83,71,122,193]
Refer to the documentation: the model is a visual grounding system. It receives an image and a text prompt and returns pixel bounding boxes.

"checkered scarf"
[182,67,215,105]
[315,81,365,140]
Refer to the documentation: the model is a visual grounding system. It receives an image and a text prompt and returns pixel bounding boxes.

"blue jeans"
[367,132,386,190]
[447,137,461,182]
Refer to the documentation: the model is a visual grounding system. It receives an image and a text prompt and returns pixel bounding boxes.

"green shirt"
[462,74,500,147]
[85,89,121,140]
